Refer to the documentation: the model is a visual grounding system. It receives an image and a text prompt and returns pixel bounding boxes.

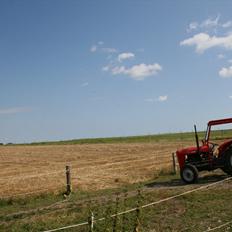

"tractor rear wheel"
[223,148,232,175]
[181,164,198,184]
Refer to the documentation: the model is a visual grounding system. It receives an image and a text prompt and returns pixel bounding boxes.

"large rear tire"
[180,164,199,184]
[223,148,232,175]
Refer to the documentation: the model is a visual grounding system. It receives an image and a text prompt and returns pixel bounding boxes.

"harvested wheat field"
[0,141,193,198]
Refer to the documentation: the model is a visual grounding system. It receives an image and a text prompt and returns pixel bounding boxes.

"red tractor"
[176,118,232,184]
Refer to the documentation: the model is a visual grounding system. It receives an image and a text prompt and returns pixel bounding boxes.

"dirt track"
[0,141,192,197]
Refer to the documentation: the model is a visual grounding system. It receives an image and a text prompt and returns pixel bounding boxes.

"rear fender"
[218,140,232,157]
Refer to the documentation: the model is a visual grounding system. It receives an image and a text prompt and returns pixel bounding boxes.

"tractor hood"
[177,145,209,155]
[177,146,197,155]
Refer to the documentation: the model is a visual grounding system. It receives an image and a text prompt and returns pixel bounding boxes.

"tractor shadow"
[145,173,229,189]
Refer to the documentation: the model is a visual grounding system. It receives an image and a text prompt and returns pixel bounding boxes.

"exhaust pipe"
[194,125,200,153]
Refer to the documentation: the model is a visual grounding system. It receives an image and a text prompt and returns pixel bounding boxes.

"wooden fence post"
[65,165,71,195]
[133,207,140,232]
[88,211,94,232]
[172,153,177,175]
[121,192,128,232]
[133,190,142,232]
[113,194,120,232]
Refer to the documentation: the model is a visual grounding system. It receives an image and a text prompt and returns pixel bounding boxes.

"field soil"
[0,141,192,198]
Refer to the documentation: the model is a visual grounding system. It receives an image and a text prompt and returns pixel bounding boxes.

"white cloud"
[90,45,97,52]
[158,95,168,102]
[229,95,232,99]
[111,66,126,75]
[201,15,220,29]
[81,82,89,87]
[102,47,117,53]
[145,95,168,103]
[102,65,110,72]
[90,42,117,54]
[118,52,135,62]
[180,33,232,53]
[187,22,199,32]
[219,66,232,78]
[218,54,225,59]
[0,107,32,115]
[111,63,162,80]
[222,21,232,28]
[187,15,221,32]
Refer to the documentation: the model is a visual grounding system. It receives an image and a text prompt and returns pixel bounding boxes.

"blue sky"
[1,0,232,143]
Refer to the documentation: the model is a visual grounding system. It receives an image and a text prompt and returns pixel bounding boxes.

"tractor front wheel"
[180,164,198,184]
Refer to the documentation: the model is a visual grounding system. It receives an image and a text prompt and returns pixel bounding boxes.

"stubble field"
[0,141,192,198]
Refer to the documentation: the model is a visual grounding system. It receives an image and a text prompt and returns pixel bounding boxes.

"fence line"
[43,221,89,232]
[42,176,232,232]
[204,220,232,231]
[2,199,68,220]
